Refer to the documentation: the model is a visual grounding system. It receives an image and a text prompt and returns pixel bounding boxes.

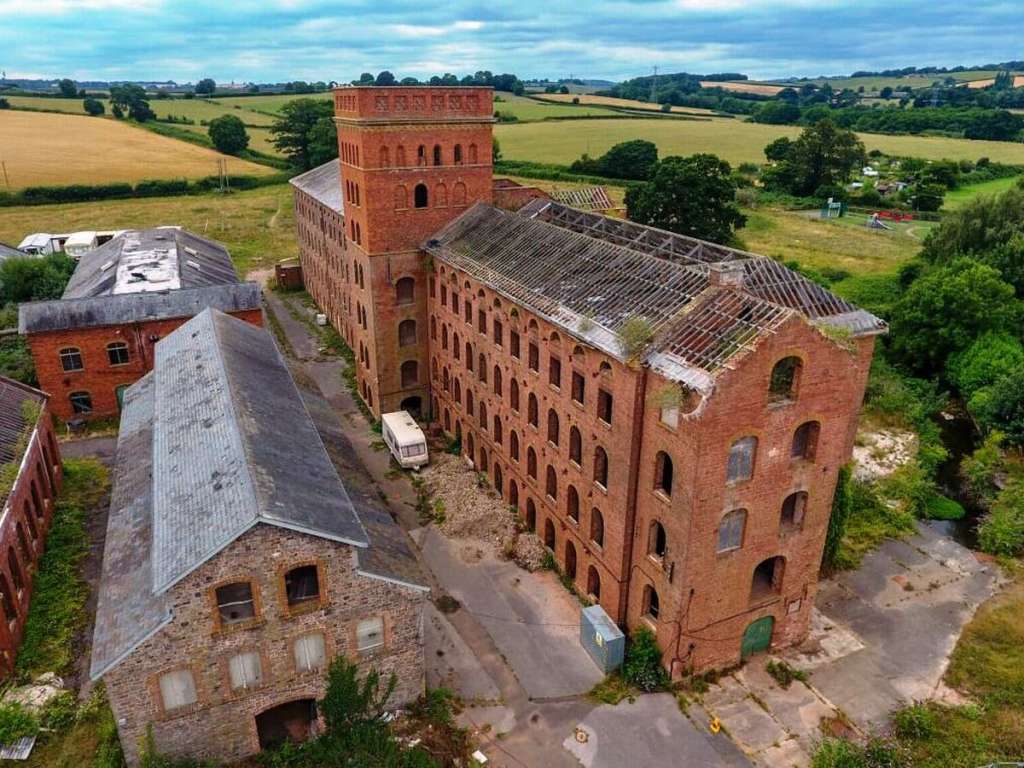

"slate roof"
[63,227,239,299]
[424,201,886,393]
[90,309,425,680]
[0,242,27,262]
[0,377,48,509]
[289,160,344,214]
[18,283,262,334]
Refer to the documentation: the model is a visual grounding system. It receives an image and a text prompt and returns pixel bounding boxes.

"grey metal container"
[580,605,625,674]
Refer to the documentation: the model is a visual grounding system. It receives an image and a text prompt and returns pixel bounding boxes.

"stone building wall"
[0,400,62,678]
[27,309,265,422]
[104,524,425,766]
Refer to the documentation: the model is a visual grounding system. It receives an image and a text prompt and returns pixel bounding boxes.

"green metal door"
[741,616,774,659]
[115,385,129,411]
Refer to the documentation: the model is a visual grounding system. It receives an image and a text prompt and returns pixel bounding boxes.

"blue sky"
[0,0,1020,84]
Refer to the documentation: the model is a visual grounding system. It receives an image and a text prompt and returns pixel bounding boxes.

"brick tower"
[333,86,495,418]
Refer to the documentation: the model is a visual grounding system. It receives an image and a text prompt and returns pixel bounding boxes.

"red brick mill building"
[292,85,886,674]
[19,227,263,423]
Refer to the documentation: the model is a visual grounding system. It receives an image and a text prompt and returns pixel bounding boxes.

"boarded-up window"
[727,437,757,483]
[159,669,197,712]
[718,509,746,552]
[228,652,262,691]
[294,633,326,672]
[357,617,385,652]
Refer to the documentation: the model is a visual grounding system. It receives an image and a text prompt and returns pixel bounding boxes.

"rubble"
[852,428,916,482]
[420,450,546,570]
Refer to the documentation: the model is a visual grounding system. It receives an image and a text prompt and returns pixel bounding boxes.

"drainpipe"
[615,364,648,624]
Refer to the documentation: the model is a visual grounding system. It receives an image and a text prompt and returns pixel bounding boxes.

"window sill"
[549,384,562,394]
[213,617,266,636]
[284,600,326,619]
[767,397,796,410]
[653,490,672,505]
[593,482,608,496]
[570,399,585,410]
[597,419,612,429]
[641,615,658,631]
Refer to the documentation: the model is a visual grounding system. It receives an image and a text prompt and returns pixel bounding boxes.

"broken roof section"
[63,227,240,299]
[424,201,885,393]
[91,309,424,681]
[0,377,48,510]
[289,159,344,214]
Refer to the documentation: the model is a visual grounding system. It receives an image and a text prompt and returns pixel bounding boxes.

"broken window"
[357,617,385,653]
[545,466,558,500]
[567,485,579,522]
[510,331,520,359]
[59,347,83,372]
[791,421,820,461]
[396,277,415,305]
[648,521,667,559]
[780,492,808,530]
[493,319,503,347]
[69,391,92,414]
[528,342,539,372]
[654,451,674,497]
[106,342,129,366]
[159,669,197,712]
[549,356,562,388]
[571,371,585,405]
[510,431,520,461]
[590,508,604,547]
[597,389,613,424]
[294,633,326,672]
[528,393,538,427]
[643,585,660,622]
[593,446,609,489]
[229,652,263,691]
[510,379,520,411]
[285,565,320,608]
[769,357,802,403]
[569,426,582,465]
[215,581,256,625]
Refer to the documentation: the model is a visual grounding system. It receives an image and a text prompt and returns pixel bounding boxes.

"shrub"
[977,481,1024,556]
[969,364,1024,447]
[946,331,1024,398]
[923,494,966,521]
[892,703,936,739]
[960,430,1005,508]
[0,702,37,745]
[765,659,808,689]
[622,628,668,692]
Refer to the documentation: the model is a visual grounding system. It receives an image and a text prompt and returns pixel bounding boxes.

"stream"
[932,404,984,548]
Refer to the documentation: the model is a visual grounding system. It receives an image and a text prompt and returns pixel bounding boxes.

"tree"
[308,116,340,168]
[0,98,8,110]
[109,84,154,122]
[270,98,335,170]
[492,137,502,163]
[977,481,1024,555]
[195,77,216,95]
[910,182,945,212]
[57,78,77,98]
[0,254,77,305]
[970,366,1024,447]
[356,72,375,85]
[947,332,1024,397]
[625,153,746,244]
[571,139,658,180]
[764,137,793,162]
[763,119,866,197]
[207,114,249,155]
[889,259,1020,376]
[82,97,104,116]
[753,100,801,124]
[375,71,396,86]
[880,86,894,99]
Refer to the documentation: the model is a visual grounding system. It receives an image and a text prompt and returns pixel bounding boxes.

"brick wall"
[27,308,264,422]
[104,524,425,766]
[0,402,62,678]
[626,317,875,675]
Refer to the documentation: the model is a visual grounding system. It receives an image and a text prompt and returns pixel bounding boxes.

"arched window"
[526,499,536,531]
[493,415,502,444]
[396,276,415,305]
[15,522,30,564]
[478,446,488,473]
[565,541,577,580]
[769,356,802,402]
[543,518,555,550]
[453,333,460,359]
[718,509,747,552]
[466,432,475,460]
[379,145,390,167]
[569,427,582,465]
[494,463,503,494]
[414,183,428,208]
[442,324,449,350]
[0,574,16,625]
[528,394,538,427]
[478,401,488,429]
[466,389,474,415]
[527,448,537,479]
[454,144,463,164]
[566,485,579,521]
[587,566,601,600]
[780,492,808,529]
[727,437,757,483]
[478,353,487,382]
[431,317,437,341]
[398,319,416,347]
[453,182,467,206]
[510,430,520,461]
[435,182,448,207]
[400,360,419,387]
[444,409,451,431]
[466,343,474,370]
[642,585,660,621]
[545,466,558,500]
[443,368,450,391]
[23,504,37,541]
[654,451,674,497]
[417,145,427,166]
[593,446,608,489]
[751,557,785,601]
[453,379,461,404]
[547,409,559,446]
[493,366,502,397]
[648,521,667,559]
[509,479,519,508]
[590,508,604,547]
[792,421,820,461]
[510,379,520,411]
[433,144,442,166]
[8,548,23,594]
[59,347,83,372]
[468,143,479,163]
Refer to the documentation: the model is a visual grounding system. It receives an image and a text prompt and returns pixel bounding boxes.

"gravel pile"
[420,451,546,571]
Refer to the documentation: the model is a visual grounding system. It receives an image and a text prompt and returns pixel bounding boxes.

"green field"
[0,183,296,275]
[494,93,622,121]
[209,92,332,114]
[943,175,1022,208]
[757,69,1016,94]
[5,95,276,125]
[495,117,1024,166]
[174,122,281,155]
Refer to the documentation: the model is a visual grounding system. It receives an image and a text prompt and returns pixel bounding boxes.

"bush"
[812,737,907,768]
[622,628,668,692]
[977,481,1024,556]
[208,114,249,155]
[946,331,1024,398]
[892,703,937,739]
[765,659,808,689]
[960,430,1005,508]
[923,494,966,521]
[0,702,37,744]
[969,364,1024,447]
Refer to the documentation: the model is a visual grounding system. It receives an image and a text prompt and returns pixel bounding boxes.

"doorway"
[741,616,774,660]
[256,699,317,750]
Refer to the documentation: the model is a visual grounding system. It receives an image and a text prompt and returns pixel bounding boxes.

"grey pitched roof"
[289,160,344,214]
[150,309,368,593]
[0,242,27,262]
[92,309,402,679]
[18,283,262,334]
[63,227,239,299]
[89,373,172,680]
[0,377,48,509]
[425,202,886,393]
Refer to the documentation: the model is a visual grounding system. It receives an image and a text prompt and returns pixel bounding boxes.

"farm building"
[0,376,62,679]
[90,309,427,766]
[291,85,885,674]
[0,242,28,263]
[18,227,263,422]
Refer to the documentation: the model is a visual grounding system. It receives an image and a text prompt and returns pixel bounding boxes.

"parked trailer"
[381,411,429,469]
[17,233,68,256]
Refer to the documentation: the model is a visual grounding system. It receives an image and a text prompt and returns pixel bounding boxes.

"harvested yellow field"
[700,81,785,96]
[965,75,1024,89]
[534,93,720,116]
[0,110,274,189]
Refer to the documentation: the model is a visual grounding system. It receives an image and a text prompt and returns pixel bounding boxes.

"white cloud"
[0,0,160,12]
[389,23,447,38]
[453,20,485,30]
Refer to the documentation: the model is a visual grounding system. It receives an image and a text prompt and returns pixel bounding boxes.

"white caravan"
[381,411,429,469]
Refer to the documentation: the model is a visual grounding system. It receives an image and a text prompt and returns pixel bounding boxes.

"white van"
[63,231,99,259]
[381,411,429,469]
